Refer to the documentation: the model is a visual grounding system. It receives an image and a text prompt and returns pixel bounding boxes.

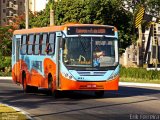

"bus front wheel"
[48,75,57,97]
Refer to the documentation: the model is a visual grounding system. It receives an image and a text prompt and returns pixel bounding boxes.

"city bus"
[12,23,119,97]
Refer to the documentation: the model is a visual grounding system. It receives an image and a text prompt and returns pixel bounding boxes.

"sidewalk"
[0,77,12,80]
[0,77,32,120]
[0,103,32,120]
[119,82,160,88]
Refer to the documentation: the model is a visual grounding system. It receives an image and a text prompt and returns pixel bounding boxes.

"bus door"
[13,35,21,83]
[55,32,63,89]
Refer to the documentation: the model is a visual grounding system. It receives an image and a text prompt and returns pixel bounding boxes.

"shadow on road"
[0,85,160,110]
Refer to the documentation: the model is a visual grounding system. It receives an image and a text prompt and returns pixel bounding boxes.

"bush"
[0,53,11,76]
[120,67,160,80]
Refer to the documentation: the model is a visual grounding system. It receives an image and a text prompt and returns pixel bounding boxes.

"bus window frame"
[40,33,48,55]
[21,34,27,55]
[48,32,55,55]
[28,34,35,55]
[34,33,40,55]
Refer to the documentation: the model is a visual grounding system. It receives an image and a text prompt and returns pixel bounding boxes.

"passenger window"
[35,34,40,54]
[48,33,55,55]
[41,33,48,54]
[21,35,27,54]
[28,34,34,54]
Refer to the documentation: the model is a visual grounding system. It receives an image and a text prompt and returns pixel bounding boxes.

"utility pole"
[137,24,143,66]
[25,0,29,29]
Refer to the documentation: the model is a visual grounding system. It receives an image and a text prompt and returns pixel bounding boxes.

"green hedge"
[0,56,11,76]
[120,67,160,80]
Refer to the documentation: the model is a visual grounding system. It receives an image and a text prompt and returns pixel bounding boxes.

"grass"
[120,67,160,84]
[0,104,29,120]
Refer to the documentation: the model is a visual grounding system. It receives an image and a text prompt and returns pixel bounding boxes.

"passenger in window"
[45,43,52,54]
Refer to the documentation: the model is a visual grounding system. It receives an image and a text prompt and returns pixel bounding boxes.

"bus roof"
[13,23,115,35]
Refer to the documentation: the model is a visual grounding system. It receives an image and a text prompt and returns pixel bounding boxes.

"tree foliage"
[54,0,134,53]
[17,0,133,53]
[0,26,13,71]
[2,0,160,57]
[0,26,13,56]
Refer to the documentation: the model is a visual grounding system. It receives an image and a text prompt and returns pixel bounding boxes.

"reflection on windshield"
[63,37,117,67]
[92,37,115,67]
[63,37,91,66]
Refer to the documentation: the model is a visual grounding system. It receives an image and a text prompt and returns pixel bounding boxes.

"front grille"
[77,71,106,76]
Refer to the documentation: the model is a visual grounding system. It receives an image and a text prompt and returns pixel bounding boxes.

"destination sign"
[67,26,115,35]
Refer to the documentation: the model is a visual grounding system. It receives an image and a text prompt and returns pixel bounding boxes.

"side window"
[21,35,27,54]
[41,33,48,54]
[48,33,55,55]
[28,34,34,54]
[35,34,40,55]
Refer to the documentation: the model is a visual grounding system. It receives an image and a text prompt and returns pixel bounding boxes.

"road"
[0,78,160,120]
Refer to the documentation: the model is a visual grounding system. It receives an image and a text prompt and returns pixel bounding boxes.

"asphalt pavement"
[0,77,160,120]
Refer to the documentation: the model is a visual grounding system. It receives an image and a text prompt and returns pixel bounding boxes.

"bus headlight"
[108,72,119,80]
[69,75,72,79]
[65,73,68,77]
[63,72,74,80]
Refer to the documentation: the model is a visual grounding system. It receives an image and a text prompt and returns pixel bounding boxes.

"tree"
[0,26,13,71]
[0,26,13,55]
[2,0,137,57]
[54,0,134,53]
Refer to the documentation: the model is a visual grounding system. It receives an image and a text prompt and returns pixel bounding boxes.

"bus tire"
[48,74,57,97]
[22,72,29,93]
[94,90,104,97]
[30,86,38,93]
[22,72,38,93]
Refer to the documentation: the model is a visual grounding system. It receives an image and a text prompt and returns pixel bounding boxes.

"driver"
[93,47,105,58]
[93,47,105,67]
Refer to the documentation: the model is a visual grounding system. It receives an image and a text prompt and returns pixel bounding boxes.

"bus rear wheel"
[22,73,29,93]
[94,91,104,97]
[22,73,38,93]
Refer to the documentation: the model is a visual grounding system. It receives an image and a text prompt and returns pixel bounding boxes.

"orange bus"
[12,23,119,97]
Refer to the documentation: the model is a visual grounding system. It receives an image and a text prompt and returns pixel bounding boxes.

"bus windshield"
[63,37,118,68]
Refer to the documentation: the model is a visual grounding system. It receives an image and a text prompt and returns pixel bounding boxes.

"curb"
[0,103,32,120]
[0,77,12,80]
[119,82,160,88]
